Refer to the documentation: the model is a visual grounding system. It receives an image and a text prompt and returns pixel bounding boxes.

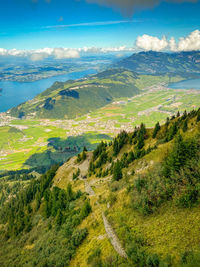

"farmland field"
[0,84,200,171]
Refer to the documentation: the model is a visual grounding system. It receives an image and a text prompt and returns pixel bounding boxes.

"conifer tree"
[113,160,122,181]
[152,122,160,138]
[56,209,62,225]
[183,119,188,132]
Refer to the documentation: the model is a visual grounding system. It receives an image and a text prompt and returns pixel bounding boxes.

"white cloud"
[0,47,80,61]
[30,53,49,61]
[176,30,200,51]
[136,34,168,51]
[0,48,7,56]
[169,37,177,51]
[52,48,80,59]
[79,46,134,53]
[136,30,200,52]
[0,46,134,61]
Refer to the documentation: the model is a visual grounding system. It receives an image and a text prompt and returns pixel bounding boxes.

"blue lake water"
[0,69,96,113]
[168,78,200,90]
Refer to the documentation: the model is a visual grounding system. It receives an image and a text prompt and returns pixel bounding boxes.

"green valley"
[0,70,199,171]
[9,69,183,120]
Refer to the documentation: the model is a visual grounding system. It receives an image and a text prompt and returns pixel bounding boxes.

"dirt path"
[102,212,127,258]
[84,177,127,259]
[84,180,95,196]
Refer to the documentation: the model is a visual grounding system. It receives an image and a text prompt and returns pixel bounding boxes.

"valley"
[0,79,200,171]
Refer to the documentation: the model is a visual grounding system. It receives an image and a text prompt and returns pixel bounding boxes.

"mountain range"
[115,50,200,75]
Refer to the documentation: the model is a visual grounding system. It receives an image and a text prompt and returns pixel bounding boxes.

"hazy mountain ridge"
[115,51,200,75]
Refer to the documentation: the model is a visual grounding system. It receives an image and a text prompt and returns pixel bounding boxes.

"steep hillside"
[1,108,200,266]
[115,51,200,75]
[9,68,182,120]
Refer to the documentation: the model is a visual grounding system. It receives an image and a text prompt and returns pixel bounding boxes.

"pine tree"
[152,122,160,138]
[182,110,187,120]
[166,121,177,141]
[55,209,62,225]
[163,134,187,177]
[80,200,92,219]
[66,183,73,201]
[137,134,144,149]
[165,117,170,127]
[183,119,188,132]
[113,139,119,156]
[77,153,81,163]
[113,160,122,181]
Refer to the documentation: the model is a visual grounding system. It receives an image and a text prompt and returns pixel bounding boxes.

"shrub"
[146,254,160,267]
[176,187,198,208]
[108,193,117,206]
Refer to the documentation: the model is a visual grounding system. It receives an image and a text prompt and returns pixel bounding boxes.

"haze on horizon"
[0,0,200,61]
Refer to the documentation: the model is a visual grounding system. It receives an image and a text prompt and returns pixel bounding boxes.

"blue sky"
[0,0,200,53]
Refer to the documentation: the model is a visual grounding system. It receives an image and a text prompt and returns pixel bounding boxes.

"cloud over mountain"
[136,30,200,52]
[170,30,200,51]
[136,35,168,51]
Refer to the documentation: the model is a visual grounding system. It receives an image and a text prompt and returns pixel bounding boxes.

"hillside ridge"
[115,50,200,75]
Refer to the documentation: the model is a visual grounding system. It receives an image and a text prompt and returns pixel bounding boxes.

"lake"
[0,69,96,113]
[168,78,200,90]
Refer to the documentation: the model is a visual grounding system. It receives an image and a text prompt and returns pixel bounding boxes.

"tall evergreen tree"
[152,122,160,138]
[183,119,188,132]
[113,160,122,181]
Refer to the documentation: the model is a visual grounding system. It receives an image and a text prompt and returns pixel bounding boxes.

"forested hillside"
[1,108,200,266]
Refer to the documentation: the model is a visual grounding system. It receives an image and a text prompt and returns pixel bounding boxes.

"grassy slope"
[50,111,200,266]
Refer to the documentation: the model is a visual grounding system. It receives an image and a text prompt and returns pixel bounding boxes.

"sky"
[0,0,200,60]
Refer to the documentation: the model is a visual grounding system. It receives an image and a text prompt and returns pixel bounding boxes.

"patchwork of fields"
[0,84,200,171]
